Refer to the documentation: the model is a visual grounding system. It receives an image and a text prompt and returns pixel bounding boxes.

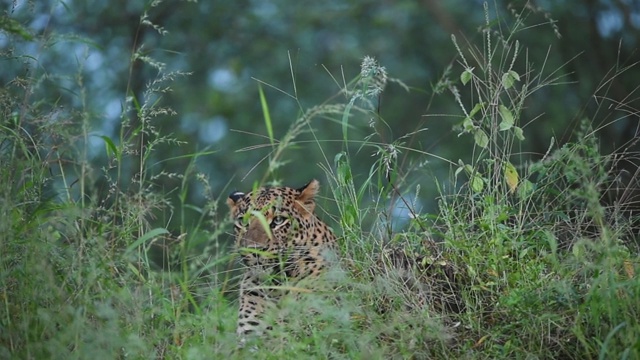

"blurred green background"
[2,0,639,229]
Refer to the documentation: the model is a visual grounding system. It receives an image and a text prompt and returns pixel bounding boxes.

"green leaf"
[454,160,467,178]
[474,129,489,148]
[469,102,485,118]
[125,228,170,255]
[97,135,119,159]
[498,104,514,131]
[461,102,485,133]
[458,162,482,192]
[470,173,484,192]
[460,68,474,85]
[335,152,352,184]
[514,126,525,141]
[502,70,520,89]
[342,97,356,142]
[462,117,474,132]
[258,84,274,146]
[518,179,535,200]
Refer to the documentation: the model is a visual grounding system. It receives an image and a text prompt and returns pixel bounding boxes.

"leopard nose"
[239,221,269,249]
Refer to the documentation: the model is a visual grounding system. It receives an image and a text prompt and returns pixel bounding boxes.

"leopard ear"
[296,179,319,216]
[227,191,245,209]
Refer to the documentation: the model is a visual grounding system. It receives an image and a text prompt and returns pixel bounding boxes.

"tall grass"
[0,5,237,359]
[1,2,639,359]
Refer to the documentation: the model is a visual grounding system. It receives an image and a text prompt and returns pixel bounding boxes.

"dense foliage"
[1,0,639,358]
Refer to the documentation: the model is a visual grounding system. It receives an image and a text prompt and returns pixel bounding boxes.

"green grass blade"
[125,228,170,255]
[258,83,274,146]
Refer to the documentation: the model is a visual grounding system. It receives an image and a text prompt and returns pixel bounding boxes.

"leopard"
[226,179,337,344]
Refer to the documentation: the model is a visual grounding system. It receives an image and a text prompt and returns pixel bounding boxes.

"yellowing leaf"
[504,162,518,193]
[474,335,490,348]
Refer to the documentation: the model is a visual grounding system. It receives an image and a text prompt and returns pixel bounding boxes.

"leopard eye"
[270,215,286,228]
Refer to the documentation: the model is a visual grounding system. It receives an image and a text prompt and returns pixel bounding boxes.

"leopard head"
[227,179,320,266]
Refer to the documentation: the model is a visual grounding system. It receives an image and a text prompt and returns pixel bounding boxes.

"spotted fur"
[226,179,336,343]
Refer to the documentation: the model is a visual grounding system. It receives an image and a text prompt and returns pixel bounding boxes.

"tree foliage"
[3,0,638,213]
